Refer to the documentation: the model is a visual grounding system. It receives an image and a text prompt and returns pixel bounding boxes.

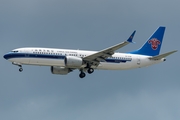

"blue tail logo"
[148,38,161,50]
[128,26,165,56]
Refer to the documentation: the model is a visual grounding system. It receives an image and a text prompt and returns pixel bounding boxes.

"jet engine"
[64,56,83,68]
[51,66,71,75]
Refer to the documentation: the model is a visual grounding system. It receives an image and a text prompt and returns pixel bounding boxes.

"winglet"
[127,30,136,43]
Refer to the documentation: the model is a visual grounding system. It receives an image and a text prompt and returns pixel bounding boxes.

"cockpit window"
[11,50,19,53]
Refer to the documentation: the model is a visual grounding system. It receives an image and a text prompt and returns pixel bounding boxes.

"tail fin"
[129,26,165,56]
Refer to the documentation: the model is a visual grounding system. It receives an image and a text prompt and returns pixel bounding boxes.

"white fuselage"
[5,47,164,70]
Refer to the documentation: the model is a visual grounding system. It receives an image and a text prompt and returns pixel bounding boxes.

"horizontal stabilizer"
[149,50,177,60]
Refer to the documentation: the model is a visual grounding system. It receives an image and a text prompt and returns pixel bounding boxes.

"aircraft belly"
[9,57,65,66]
[9,58,29,64]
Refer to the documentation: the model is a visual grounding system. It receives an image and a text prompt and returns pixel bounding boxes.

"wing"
[83,31,136,66]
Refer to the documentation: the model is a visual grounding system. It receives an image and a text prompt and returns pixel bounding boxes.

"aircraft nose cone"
[3,54,9,60]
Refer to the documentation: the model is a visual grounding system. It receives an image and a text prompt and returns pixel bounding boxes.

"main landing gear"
[79,72,86,78]
[79,68,94,78]
[87,68,94,74]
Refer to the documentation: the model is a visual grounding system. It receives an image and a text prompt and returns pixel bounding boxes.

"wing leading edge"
[83,30,136,66]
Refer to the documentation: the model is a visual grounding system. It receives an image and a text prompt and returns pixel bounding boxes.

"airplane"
[3,26,177,78]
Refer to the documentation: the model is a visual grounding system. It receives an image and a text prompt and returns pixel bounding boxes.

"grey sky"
[0,0,180,120]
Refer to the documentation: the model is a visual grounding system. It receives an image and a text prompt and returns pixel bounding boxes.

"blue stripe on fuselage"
[105,59,130,63]
[4,53,65,60]
[4,53,132,63]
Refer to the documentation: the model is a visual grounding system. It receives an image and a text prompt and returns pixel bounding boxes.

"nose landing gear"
[19,67,23,72]
[12,62,23,72]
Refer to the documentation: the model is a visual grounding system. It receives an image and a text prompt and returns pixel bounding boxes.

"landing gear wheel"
[79,72,86,78]
[87,68,94,74]
[19,68,23,72]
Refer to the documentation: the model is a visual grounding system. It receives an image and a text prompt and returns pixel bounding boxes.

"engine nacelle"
[51,66,70,75]
[64,56,83,68]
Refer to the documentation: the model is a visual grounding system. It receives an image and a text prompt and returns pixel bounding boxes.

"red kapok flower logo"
[148,38,161,50]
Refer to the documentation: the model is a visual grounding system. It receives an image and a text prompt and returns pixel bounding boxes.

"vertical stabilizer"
[129,27,165,56]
